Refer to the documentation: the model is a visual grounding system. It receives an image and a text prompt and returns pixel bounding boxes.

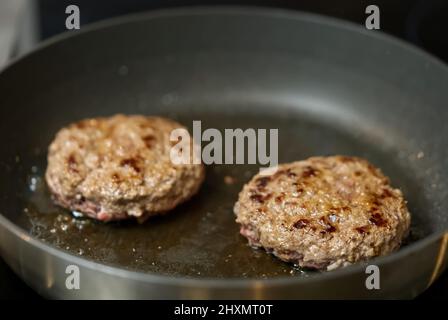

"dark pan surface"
[15,109,428,278]
[0,9,447,283]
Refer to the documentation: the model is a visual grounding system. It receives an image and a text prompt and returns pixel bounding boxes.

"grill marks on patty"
[120,157,142,173]
[142,134,156,149]
[249,165,320,204]
[67,154,79,173]
[249,162,387,236]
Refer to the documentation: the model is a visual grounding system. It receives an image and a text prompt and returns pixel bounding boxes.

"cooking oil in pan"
[17,112,428,278]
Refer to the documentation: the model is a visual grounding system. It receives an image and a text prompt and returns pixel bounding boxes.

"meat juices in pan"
[234,156,411,271]
[45,115,410,272]
[45,114,205,222]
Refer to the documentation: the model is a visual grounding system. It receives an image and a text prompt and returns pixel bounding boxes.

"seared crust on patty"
[46,114,205,222]
[234,156,411,271]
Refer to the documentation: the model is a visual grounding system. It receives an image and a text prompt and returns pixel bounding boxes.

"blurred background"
[1,0,448,65]
[0,0,447,299]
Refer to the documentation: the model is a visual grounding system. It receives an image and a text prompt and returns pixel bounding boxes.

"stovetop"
[1,0,448,299]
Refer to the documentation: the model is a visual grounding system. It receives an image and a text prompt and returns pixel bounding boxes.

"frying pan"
[0,7,448,299]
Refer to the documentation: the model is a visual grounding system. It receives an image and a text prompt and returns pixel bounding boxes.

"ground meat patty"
[46,114,205,222]
[234,156,411,271]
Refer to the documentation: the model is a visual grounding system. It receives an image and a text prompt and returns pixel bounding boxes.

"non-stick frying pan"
[0,7,447,299]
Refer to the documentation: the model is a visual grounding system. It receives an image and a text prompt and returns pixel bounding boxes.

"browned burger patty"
[46,114,205,222]
[234,156,411,271]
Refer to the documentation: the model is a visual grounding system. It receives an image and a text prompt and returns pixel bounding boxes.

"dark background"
[1,0,447,299]
[36,0,448,62]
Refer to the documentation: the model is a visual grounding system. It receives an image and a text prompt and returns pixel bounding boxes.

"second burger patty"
[45,114,205,222]
[234,156,411,271]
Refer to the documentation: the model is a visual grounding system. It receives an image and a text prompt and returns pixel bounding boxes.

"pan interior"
[13,108,429,279]
[1,11,446,279]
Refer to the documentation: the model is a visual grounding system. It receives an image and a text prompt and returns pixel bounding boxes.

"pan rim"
[0,5,447,287]
[1,213,446,287]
